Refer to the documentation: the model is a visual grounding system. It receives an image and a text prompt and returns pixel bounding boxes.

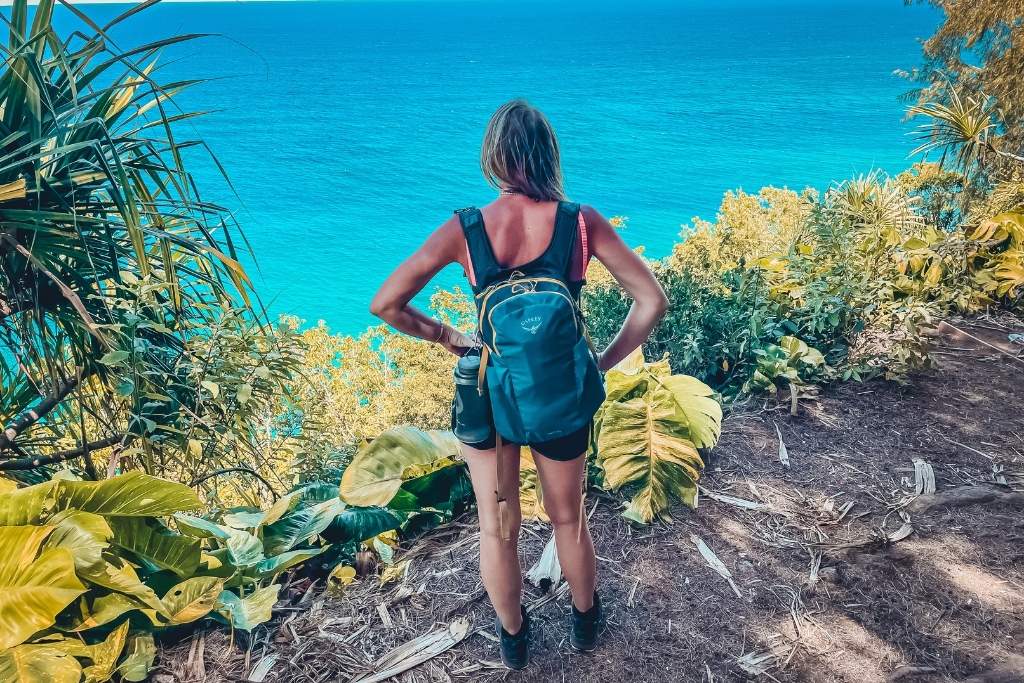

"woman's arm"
[369,216,475,355]
[585,206,668,371]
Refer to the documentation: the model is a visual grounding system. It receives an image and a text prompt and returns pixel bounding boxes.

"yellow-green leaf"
[327,564,357,592]
[44,510,112,576]
[81,560,163,614]
[340,427,460,507]
[659,375,723,450]
[254,547,326,579]
[67,593,139,632]
[215,585,280,631]
[0,472,201,526]
[597,361,721,524]
[117,632,155,682]
[0,527,86,650]
[0,642,82,683]
[107,517,201,577]
[80,620,130,683]
[160,577,224,625]
[225,528,264,568]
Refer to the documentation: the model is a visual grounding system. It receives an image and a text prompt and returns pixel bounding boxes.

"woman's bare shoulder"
[429,212,467,267]
[580,204,614,234]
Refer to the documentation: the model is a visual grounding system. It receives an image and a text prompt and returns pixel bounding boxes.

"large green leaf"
[67,593,140,632]
[44,510,112,576]
[215,585,280,631]
[597,357,721,524]
[253,547,326,579]
[323,507,401,546]
[74,620,129,683]
[107,516,201,578]
[80,559,163,614]
[160,576,224,625]
[173,513,232,540]
[0,643,82,683]
[55,472,202,517]
[390,464,472,513]
[0,526,86,650]
[117,632,155,682]
[222,509,266,529]
[0,472,201,526]
[225,528,265,568]
[256,483,338,530]
[659,374,723,449]
[295,482,346,507]
[340,427,461,507]
[0,482,57,526]
[262,498,345,556]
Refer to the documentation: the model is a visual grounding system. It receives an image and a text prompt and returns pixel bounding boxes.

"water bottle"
[452,350,492,444]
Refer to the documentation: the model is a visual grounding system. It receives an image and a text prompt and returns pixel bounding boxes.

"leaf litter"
[157,314,1024,683]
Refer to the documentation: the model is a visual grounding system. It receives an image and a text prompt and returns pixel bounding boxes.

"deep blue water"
[62,0,938,333]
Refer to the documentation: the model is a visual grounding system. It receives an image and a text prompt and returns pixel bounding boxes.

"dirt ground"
[162,315,1024,683]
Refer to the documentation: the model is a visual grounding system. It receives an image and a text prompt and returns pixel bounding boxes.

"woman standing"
[370,99,667,669]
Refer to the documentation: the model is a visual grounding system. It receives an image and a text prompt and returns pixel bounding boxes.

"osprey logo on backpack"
[520,316,543,335]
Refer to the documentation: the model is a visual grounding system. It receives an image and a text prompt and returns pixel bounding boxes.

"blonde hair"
[480,99,566,202]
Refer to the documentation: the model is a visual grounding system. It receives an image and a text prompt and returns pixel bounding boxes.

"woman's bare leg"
[531,450,596,611]
[461,440,524,633]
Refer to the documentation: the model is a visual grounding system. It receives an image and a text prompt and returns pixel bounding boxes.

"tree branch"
[0,433,125,471]
[0,376,81,451]
[188,467,280,500]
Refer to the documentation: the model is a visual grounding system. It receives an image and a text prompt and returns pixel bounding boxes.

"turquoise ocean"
[69,0,939,334]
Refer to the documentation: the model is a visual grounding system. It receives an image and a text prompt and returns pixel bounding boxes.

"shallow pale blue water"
[64,0,938,333]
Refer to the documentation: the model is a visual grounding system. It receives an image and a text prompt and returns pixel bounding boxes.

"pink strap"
[577,210,593,280]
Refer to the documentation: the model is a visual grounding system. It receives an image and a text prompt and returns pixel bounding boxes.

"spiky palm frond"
[828,171,925,246]
[0,0,257,474]
[909,88,1024,176]
[909,88,998,173]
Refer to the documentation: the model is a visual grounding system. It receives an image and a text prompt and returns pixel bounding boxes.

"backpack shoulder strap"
[455,207,501,289]
[545,201,581,280]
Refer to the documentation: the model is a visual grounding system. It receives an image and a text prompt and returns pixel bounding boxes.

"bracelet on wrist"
[431,320,446,344]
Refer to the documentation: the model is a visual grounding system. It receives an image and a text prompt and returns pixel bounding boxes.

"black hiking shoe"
[569,592,602,652]
[495,605,530,670]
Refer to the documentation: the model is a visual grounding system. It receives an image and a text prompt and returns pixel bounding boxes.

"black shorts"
[454,420,591,462]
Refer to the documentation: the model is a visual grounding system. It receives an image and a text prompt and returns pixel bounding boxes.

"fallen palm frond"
[691,534,742,599]
[348,617,470,683]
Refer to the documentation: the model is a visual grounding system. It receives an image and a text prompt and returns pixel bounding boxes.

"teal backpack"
[456,201,605,446]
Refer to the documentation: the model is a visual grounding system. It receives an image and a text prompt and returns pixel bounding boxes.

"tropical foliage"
[902,0,1024,155]
[0,0,325,510]
[0,0,1022,680]
[596,349,722,523]
[0,470,410,680]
